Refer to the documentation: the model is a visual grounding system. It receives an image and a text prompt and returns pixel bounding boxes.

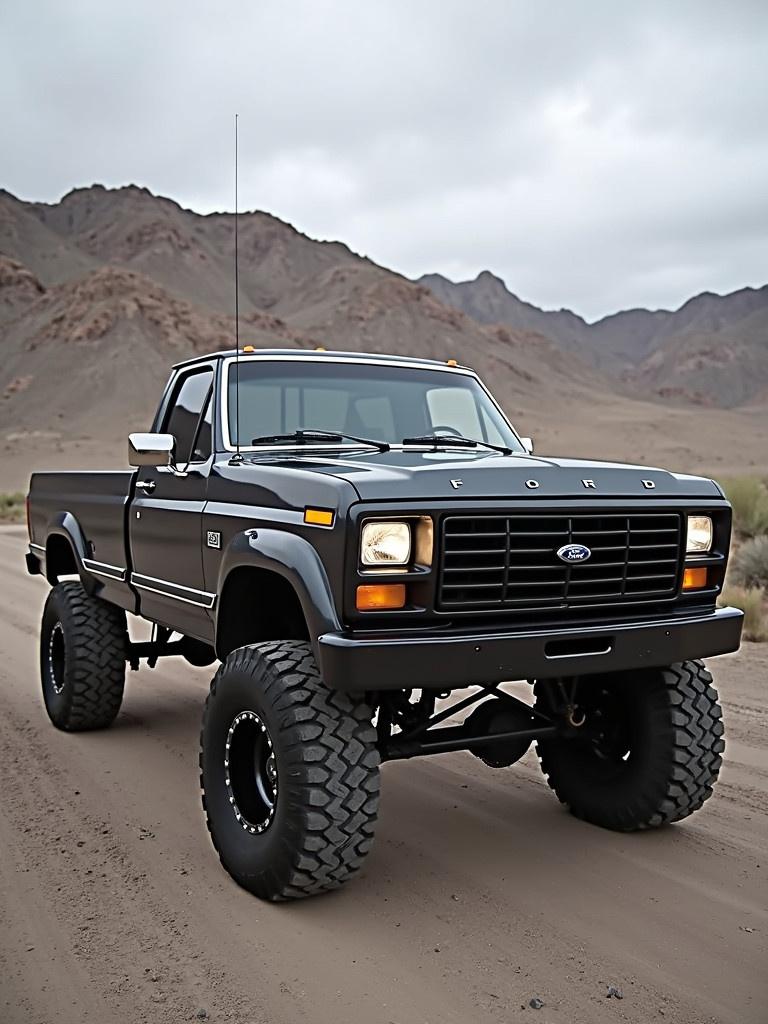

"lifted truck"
[26,349,743,900]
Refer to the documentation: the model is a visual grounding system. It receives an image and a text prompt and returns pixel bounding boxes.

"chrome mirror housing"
[128,432,175,468]
[521,436,535,455]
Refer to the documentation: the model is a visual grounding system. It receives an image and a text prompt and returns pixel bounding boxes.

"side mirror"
[128,432,175,468]
[521,436,534,455]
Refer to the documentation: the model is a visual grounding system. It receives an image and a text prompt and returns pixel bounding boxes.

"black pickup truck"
[26,348,742,901]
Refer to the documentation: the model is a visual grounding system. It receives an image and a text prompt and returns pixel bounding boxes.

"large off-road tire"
[200,641,380,901]
[534,660,724,831]
[40,581,127,731]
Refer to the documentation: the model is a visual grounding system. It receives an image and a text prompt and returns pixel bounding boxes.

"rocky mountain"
[419,271,768,407]
[420,270,593,357]
[0,185,765,488]
[0,185,610,441]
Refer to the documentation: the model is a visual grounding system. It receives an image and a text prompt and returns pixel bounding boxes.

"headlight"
[361,521,411,566]
[686,515,713,553]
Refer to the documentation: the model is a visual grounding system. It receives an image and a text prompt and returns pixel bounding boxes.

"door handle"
[138,479,156,494]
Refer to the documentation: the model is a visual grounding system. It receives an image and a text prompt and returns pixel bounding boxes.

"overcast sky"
[2,1,767,320]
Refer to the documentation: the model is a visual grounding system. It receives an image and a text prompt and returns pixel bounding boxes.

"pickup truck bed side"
[28,469,138,612]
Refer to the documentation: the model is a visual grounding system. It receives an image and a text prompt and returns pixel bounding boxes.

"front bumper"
[317,606,744,691]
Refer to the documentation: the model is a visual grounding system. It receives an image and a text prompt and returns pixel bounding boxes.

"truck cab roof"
[172,348,470,372]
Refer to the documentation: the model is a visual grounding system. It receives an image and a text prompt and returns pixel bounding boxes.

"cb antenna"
[230,113,244,465]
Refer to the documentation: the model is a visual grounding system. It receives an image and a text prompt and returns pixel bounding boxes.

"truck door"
[129,365,215,642]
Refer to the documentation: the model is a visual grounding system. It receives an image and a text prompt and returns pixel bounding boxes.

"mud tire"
[534,660,724,831]
[200,641,380,901]
[40,581,127,731]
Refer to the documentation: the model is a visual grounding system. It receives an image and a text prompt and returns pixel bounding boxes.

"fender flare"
[215,528,342,651]
[44,511,86,574]
[43,511,101,594]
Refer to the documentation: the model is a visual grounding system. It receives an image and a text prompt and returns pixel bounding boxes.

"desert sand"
[0,525,766,1024]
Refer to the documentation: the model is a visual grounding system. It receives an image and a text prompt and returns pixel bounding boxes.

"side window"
[191,391,213,462]
[163,370,213,464]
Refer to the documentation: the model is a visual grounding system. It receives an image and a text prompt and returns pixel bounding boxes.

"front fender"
[215,528,342,643]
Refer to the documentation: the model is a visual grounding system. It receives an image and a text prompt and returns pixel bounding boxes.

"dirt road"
[0,525,766,1024]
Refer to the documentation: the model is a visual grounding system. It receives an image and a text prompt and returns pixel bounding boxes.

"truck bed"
[28,469,137,609]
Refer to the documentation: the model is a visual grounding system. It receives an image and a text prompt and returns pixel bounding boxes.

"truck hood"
[273,449,723,502]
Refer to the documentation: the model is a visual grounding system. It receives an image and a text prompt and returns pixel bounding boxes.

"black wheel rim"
[48,622,66,695]
[225,711,278,834]
[571,684,634,776]
[587,687,632,762]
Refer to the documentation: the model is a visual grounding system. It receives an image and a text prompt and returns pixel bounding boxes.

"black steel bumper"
[317,607,744,692]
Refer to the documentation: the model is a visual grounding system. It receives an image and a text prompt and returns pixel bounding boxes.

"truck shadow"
[106,669,714,928]
[274,751,705,931]
[110,665,212,734]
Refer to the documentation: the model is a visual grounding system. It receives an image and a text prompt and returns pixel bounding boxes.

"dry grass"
[0,492,25,524]
[720,476,768,538]
[731,535,768,590]
[720,585,768,642]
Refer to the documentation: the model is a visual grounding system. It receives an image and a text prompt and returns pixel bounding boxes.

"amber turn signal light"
[682,566,708,590]
[356,584,406,611]
[304,508,334,527]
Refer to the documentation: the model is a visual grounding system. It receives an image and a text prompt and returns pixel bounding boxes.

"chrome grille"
[438,513,683,613]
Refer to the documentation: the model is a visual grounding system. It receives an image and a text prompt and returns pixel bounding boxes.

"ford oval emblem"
[557,543,592,563]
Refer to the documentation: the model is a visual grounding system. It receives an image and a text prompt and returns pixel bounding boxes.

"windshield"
[225,359,524,451]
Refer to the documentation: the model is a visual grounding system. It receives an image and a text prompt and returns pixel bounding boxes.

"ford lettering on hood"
[272,449,725,502]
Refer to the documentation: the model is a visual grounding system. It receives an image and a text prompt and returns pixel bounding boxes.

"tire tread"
[535,660,724,831]
[200,641,379,900]
[42,581,127,730]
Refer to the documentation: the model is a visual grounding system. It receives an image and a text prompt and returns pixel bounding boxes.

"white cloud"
[1,0,767,318]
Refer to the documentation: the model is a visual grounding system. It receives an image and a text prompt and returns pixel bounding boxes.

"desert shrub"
[719,586,767,642]
[719,477,768,538]
[731,535,768,589]
[0,492,25,523]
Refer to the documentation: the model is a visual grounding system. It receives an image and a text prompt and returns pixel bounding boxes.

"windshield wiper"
[401,433,513,455]
[250,429,390,452]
